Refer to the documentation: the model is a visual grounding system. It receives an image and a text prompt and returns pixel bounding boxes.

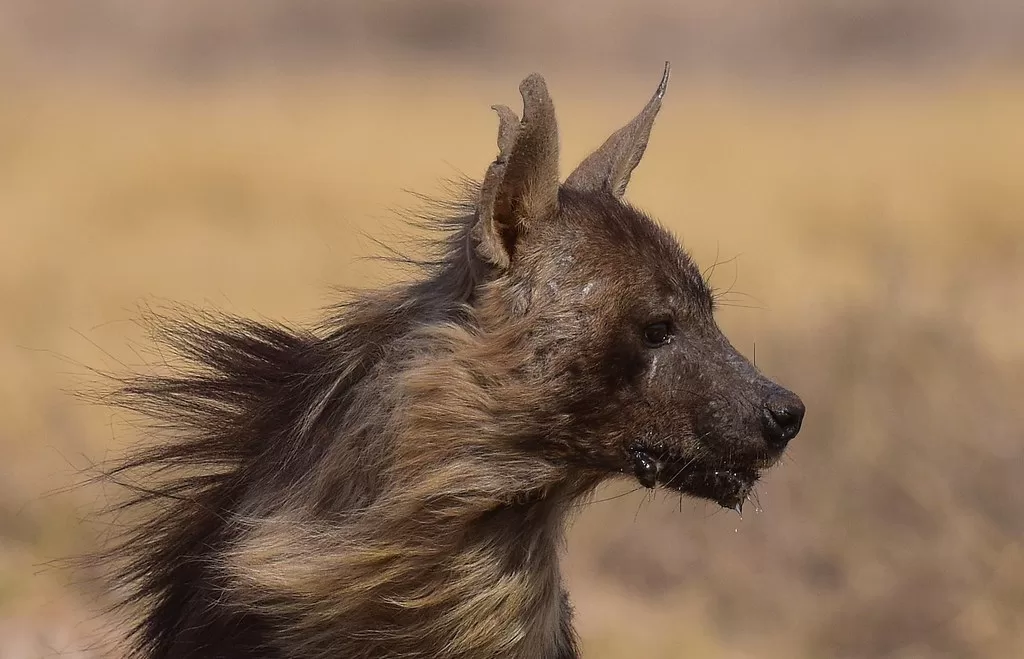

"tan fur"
[221,317,584,658]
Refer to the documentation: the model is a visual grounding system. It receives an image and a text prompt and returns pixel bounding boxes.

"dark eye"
[642,321,673,347]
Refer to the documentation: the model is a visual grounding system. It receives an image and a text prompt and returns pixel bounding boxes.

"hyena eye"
[642,321,673,348]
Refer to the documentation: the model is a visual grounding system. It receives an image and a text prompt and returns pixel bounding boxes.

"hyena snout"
[760,385,805,447]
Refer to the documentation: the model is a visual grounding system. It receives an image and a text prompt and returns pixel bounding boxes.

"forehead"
[543,190,711,304]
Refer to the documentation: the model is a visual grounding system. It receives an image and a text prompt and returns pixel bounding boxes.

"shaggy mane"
[92,180,583,659]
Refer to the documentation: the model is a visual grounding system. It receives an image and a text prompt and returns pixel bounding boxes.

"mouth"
[629,445,765,513]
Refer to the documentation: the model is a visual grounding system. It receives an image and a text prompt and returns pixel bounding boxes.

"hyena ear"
[473,74,560,270]
[564,62,670,199]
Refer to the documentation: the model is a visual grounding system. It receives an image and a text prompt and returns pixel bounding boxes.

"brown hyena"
[99,63,804,659]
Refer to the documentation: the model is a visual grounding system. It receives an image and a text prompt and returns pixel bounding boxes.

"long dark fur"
[96,178,591,659]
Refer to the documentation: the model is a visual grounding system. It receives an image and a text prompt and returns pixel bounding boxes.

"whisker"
[750,488,763,514]
[713,302,764,311]
[583,486,645,507]
[634,489,653,523]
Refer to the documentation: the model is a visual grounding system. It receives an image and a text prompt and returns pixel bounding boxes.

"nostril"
[762,393,805,445]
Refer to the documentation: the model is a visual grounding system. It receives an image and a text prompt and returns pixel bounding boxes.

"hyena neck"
[219,338,589,659]
[123,271,593,658]
[458,490,583,659]
[226,472,583,658]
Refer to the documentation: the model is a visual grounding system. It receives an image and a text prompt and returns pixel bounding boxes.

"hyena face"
[522,190,804,510]
[473,64,804,511]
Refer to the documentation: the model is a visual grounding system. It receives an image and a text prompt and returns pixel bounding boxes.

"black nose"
[762,390,805,446]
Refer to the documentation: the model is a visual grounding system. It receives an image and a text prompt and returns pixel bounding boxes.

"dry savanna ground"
[2,71,1023,658]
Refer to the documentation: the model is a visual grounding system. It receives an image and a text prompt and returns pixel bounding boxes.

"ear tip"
[490,103,518,119]
[520,72,547,87]
[490,104,521,153]
[519,73,552,104]
[657,61,672,100]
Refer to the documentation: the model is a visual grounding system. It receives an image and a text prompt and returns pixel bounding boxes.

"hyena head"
[470,63,804,511]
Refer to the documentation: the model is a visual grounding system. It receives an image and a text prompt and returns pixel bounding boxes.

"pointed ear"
[565,62,670,199]
[473,74,560,270]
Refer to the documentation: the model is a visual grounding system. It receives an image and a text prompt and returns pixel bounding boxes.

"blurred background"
[2,1,1023,657]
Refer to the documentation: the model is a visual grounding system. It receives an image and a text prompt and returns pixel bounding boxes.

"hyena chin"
[101,62,804,659]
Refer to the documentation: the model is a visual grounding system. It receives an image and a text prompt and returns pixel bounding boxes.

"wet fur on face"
[94,63,803,659]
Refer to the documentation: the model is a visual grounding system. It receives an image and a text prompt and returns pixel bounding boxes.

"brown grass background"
[2,2,1023,658]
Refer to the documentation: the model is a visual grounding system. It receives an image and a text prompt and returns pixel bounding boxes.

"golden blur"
[2,10,1024,657]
